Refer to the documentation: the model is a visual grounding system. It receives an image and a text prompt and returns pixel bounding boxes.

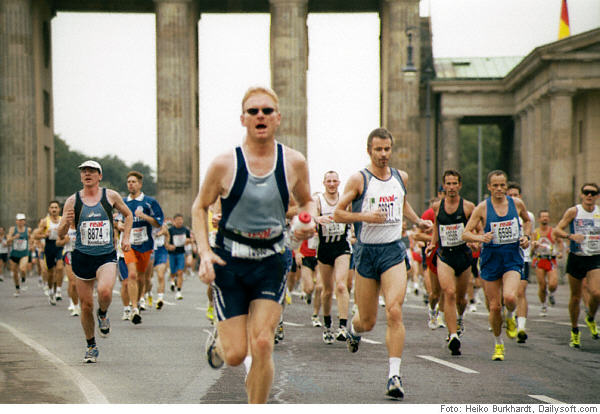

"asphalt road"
[1,270,599,404]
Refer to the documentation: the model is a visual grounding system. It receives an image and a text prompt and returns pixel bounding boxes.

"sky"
[51,0,600,195]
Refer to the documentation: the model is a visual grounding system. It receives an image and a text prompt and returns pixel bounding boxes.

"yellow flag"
[559,0,570,39]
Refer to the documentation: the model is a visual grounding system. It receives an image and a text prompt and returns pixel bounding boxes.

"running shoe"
[305,292,312,305]
[423,293,429,305]
[427,309,438,330]
[176,291,183,300]
[506,317,517,339]
[335,326,348,342]
[311,315,322,327]
[206,305,215,323]
[147,294,153,307]
[569,331,581,348]
[517,330,528,344]
[285,292,292,305]
[131,308,142,325]
[83,345,99,363]
[448,336,461,356]
[346,329,361,353]
[56,291,62,301]
[274,321,284,344]
[437,314,446,328]
[492,344,504,361]
[322,328,335,345]
[385,375,404,400]
[97,310,110,337]
[71,305,81,317]
[205,327,224,369]
[170,282,175,292]
[43,286,49,296]
[457,318,465,337]
[468,303,477,313]
[68,302,74,312]
[49,293,56,306]
[156,299,164,310]
[585,315,599,339]
[379,296,385,307]
[548,294,555,306]
[122,309,131,320]
[540,304,548,317]
[139,297,146,311]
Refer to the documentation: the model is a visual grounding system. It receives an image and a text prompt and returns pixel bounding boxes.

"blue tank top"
[483,196,521,249]
[74,188,115,256]
[216,143,289,259]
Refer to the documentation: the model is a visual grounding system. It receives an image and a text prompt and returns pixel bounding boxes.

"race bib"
[581,234,600,256]
[131,227,149,245]
[172,234,186,247]
[13,239,27,251]
[48,227,59,240]
[490,218,520,245]
[155,234,165,247]
[439,223,465,247]
[0,241,8,253]
[536,237,553,256]
[80,220,111,246]
[368,196,402,225]
[322,222,345,237]
[307,235,319,250]
[231,241,276,260]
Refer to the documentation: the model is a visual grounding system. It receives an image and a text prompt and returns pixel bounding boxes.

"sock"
[506,310,514,319]
[86,337,96,347]
[494,335,503,345]
[158,293,164,300]
[339,318,347,328]
[69,298,74,307]
[324,315,332,328]
[98,308,107,318]
[388,357,401,379]
[243,356,252,374]
[517,317,526,331]
[449,333,459,341]
[56,287,61,293]
[124,305,131,311]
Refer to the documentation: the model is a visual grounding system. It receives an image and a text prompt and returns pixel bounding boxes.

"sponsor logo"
[87,212,101,218]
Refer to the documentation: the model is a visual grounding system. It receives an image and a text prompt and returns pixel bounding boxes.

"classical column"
[511,115,522,185]
[269,0,308,155]
[440,116,460,172]
[155,0,199,220]
[0,0,36,227]
[548,89,575,221]
[380,0,421,204]
[531,102,543,214]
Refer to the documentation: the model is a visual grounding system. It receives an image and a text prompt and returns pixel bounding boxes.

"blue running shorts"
[479,244,524,282]
[169,252,185,274]
[356,240,407,281]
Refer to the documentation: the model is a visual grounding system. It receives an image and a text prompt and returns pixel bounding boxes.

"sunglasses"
[245,107,275,116]
[582,189,599,196]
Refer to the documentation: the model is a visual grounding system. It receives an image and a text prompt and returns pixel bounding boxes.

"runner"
[299,237,322,328]
[7,214,32,297]
[152,223,170,310]
[553,182,600,349]
[316,171,353,343]
[0,227,8,282]
[191,86,315,403]
[166,214,190,301]
[57,225,80,316]
[462,170,531,361]
[57,160,132,363]
[35,201,65,305]
[506,182,535,343]
[425,170,476,355]
[334,127,432,399]
[532,210,563,316]
[123,171,164,324]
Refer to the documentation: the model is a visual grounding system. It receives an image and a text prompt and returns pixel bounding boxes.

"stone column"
[155,0,199,220]
[548,89,575,221]
[269,0,308,156]
[520,106,534,202]
[531,102,543,214]
[511,115,522,185]
[380,0,421,205]
[0,0,36,227]
[440,115,460,172]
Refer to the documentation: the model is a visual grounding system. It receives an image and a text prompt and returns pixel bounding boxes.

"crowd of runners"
[1,86,598,404]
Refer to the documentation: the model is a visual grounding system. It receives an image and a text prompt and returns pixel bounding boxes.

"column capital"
[547,86,576,97]
[269,0,308,6]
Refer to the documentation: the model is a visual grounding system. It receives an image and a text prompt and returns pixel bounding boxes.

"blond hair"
[241,86,279,113]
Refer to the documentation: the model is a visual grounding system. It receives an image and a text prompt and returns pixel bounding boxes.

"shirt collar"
[127,192,145,202]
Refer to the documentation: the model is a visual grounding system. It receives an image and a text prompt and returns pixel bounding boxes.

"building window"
[43,21,51,69]
[43,90,50,127]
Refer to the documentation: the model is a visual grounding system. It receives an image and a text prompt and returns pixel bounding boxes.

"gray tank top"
[74,188,115,256]
[216,143,289,259]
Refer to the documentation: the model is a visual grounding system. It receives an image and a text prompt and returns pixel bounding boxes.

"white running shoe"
[176,291,183,300]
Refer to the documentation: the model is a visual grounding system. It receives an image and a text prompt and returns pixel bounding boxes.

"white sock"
[124,305,131,311]
[158,293,164,300]
[56,287,61,293]
[243,356,252,374]
[517,317,526,331]
[449,333,459,341]
[495,335,503,345]
[69,298,74,307]
[388,357,401,379]
[506,310,514,319]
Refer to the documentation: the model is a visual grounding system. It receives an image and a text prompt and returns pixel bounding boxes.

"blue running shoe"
[97,310,110,337]
[386,375,404,400]
[346,329,361,353]
[205,327,224,369]
[83,345,99,363]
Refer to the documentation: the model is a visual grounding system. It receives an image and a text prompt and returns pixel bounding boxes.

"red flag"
[559,0,570,39]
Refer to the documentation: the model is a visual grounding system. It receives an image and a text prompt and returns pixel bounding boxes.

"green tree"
[54,135,157,197]
[459,125,502,204]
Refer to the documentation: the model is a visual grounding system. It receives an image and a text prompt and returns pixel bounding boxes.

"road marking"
[417,355,479,374]
[0,322,109,404]
[528,395,566,404]
[283,321,304,327]
[362,338,382,345]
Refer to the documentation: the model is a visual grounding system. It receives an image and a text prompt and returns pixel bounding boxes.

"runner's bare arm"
[463,202,491,243]
[57,196,75,239]
[334,172,385,224]
[553,206,581,242]
[286,148,317,240]
[109,190,133,251]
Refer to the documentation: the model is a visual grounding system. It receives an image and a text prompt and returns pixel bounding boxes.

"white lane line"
[283,321,304,327]
[528,394,567,404]
[417,355,479,374]
[362,338,383,345]
[0,322,109,404]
